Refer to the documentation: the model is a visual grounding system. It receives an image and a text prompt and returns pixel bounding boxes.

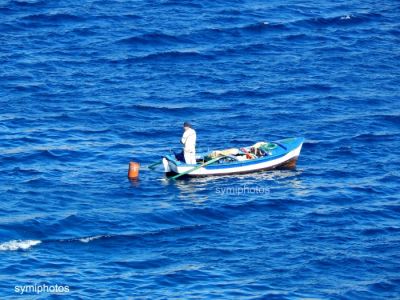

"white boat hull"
[163,138,303,177]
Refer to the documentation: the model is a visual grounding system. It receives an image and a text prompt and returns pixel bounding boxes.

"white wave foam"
[341,15,351,20]
[79,235,103,243]
[0,240,41,251]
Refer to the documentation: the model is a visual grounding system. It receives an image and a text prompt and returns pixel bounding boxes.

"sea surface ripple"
[0,0,399,299]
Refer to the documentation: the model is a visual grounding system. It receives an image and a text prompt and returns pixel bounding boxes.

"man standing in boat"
[181,122,197,164]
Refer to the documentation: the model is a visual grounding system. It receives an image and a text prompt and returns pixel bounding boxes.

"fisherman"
[180,121,197,164]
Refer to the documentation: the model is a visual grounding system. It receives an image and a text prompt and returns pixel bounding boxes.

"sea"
[0,0,399,299]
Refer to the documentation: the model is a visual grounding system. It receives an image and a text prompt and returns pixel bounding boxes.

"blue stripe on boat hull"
[167,156,299,178]
[164,137,304,174]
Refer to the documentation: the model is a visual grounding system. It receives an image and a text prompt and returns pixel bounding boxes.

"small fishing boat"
[162,137,304,178]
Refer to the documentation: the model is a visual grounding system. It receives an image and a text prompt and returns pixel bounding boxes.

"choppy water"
[1,0,400,298]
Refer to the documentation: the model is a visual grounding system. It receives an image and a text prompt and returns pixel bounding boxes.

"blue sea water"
[1,0,400,298]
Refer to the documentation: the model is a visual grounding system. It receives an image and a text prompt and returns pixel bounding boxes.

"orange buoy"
[128,162,140,179]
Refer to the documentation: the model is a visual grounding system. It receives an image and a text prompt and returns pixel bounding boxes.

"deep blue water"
[1,0,400,298]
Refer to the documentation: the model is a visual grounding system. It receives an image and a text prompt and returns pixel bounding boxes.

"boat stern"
[162,155,183,174]
[162,157,172,173]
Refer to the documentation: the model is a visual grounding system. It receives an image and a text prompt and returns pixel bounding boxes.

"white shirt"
[181,128,196,152]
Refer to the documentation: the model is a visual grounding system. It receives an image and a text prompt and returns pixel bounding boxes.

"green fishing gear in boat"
[259,142,278,152]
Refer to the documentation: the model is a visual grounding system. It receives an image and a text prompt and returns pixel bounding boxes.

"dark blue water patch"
[240,21,289,33]
[10,167,43,176]
[127,103,210,114]
[1,0,400,298]
[0,6,14,14]
[282,32,331,43]
[6,0,48,8]
[132,50,214,63]
[68,26,100,37]
[19,12,85,27]
[160,0,204,9]
[105,256,174,270]
[372,114,400,126]
[352,132,400,143]
[117,32,192,47]
[206,21,289,38]
[1,148,94,166]
[388,27,400,37]
[361,226,400,237]
[377,173,400,185]
[294,12,384,29]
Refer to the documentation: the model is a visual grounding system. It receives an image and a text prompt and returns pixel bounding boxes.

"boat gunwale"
[166,156,300,178]
[164,140,303,169]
